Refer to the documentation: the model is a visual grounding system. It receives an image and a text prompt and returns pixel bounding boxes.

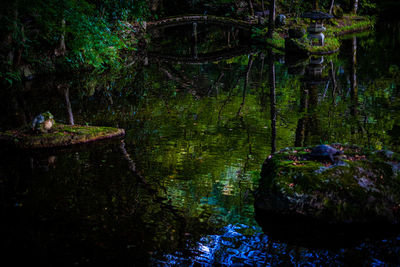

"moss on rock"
[328,15,375,36]
[253,14,373,56]
[0,124,125,149]
[255,144,400,225]
[285,36,340,55]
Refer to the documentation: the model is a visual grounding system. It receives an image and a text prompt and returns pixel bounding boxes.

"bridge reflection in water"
[146,18,253,65]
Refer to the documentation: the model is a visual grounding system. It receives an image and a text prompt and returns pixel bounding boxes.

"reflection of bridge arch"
[147,46,254,65]
[146,15,254,31]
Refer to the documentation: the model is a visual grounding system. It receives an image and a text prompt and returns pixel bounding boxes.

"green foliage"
[277,0,312,15]
[326,16,374,36]
[265,33,285,51]
[0,70,21,87]
[360,0,377,12]
[0,0,150,85]
[252,28,285,51]
[94,0,150,21]
[64,13,128,70]
[308,37,340,53]
[271,0,381,16]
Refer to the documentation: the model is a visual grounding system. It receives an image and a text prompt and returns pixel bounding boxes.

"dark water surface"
[1,19,400,266]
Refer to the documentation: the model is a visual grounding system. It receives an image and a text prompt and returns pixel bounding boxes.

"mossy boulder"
[255,144,400,225]
[288,27,306,39]
[285,38,309,54]
[0,124,125,149]
[333,5,344,18]
[285,37,340,55]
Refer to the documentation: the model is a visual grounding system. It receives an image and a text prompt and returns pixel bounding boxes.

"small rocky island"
[255,144,400,226]
[0,112,125,149]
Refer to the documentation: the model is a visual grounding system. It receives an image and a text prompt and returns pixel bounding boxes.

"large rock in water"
[255,144,400,225]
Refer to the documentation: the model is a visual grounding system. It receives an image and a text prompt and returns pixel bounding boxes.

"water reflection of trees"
[0,140,215,265]
[2,29,400,265]
[3,37,400,165]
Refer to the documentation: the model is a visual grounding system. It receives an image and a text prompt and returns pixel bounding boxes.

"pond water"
[1,19,400,266]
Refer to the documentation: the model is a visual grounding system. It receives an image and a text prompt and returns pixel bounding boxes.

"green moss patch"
[256,144,400,225]
[308,37,340,54]
[328,15,375,36]
[254,14,373,55]
[0,124,125,149]
[251,28,286,52]
[286,36,340,55]
[265,32,285,52]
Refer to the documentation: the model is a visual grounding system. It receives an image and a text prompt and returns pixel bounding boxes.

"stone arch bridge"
[146,15,255,31]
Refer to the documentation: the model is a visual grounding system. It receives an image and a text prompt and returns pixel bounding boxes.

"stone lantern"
[301,11,333,46]
[303,56,328,86]
[307,56,324,77]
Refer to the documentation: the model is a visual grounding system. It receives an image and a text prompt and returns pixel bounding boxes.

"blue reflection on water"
[153,224,400,266]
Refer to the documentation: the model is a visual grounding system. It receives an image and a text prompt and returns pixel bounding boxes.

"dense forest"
[1,0,396,86]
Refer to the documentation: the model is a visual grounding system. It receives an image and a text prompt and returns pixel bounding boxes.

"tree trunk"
[329,60,337,101]
[308,83,320,144]
[329,0,335,14]
[64,87,74,125]
[269,50,276,153]
[352,0,358,14]
[192,22,198,59]
[261,0,266,18]
[59,18,66,55]
[350,36,358,120]
[295,84,308,147]
[237,55,254,116]
[248,0,254,16]
[120,140,148,184]
[259,53,266,109]
[267,0,276,38]
[12,1,23,66]
[313,0,319,10]
[14,24,25,66]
